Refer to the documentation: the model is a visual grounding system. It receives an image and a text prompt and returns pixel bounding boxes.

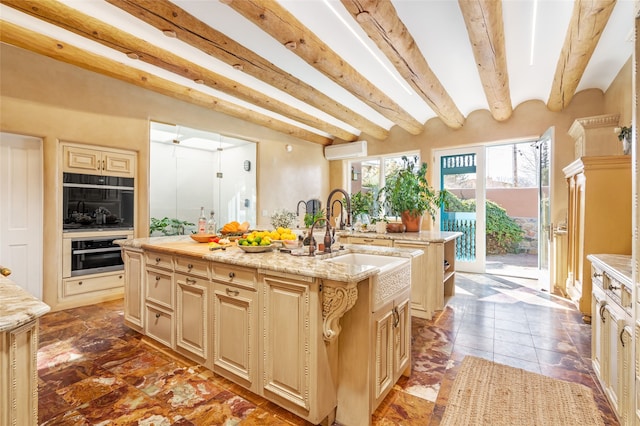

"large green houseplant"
[380,155,445,232]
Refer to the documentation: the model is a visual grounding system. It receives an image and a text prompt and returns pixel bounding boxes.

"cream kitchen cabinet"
[0,320,39,426]
[144,251,175,349]
[588,255,634,425]
[371,289,411,410]
[176,272,209,363]
[212,265,258,391]
[261,271,336,423]
[62,143,135,178]
[122,248,144,332]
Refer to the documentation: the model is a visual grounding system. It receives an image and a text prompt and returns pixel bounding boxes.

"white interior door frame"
[434,145,486,273]
[0,132,43,298]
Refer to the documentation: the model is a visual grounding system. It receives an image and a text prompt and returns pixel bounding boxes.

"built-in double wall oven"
[62,172,134,277]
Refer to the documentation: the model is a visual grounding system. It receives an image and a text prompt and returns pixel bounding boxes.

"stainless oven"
[63,236,126,277]
[63,172,134,232]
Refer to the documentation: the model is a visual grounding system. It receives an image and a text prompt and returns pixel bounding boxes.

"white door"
[0,133,43,298]
[434,146,486,273]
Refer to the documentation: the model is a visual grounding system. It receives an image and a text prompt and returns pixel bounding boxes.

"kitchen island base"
[118,237,416,425]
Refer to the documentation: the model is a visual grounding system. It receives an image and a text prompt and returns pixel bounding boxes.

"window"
[349,151,420,219]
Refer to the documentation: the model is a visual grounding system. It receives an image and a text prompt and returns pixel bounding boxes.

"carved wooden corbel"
[321,283,358,341]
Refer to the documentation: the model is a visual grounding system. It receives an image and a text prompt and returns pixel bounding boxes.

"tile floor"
[37,273,619,425]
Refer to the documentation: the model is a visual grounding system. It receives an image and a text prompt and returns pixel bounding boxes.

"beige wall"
[0,41,631,309]
[0,44,329,310]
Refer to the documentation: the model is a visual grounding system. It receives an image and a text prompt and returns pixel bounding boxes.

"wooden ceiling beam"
[1,0,350,141]
[547,0,616,111]
[0,21,332,145]
[341,0,465,129]
[106,0,388,141]
[222,0,425,136]
[458,0,512,122]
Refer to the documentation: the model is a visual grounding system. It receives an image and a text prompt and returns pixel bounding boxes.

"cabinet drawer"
[145,252,173,270]
[146,268,174,308]
[175,256,209,278]
[145,305,174,349]
[591,265,604,290]
[63,273,123,297]
[211,263,257,289]
[348,237,393,247]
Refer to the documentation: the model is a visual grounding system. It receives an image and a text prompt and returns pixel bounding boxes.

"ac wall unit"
[324,140,367,160]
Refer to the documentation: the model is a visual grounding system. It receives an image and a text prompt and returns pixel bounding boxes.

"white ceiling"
[1,0,635,140]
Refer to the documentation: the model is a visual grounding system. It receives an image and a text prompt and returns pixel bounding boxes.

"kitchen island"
[117,236,421,426]
[338,230,462,319]
[1,272,51,426]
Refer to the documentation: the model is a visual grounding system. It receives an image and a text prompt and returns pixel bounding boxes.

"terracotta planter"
[401,211,423,232]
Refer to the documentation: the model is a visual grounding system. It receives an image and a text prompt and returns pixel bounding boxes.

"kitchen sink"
[324,252,408,273]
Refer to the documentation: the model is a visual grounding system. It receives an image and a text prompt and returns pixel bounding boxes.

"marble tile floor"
[37,272,618,425]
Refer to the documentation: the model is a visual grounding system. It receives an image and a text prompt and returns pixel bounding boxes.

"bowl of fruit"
[237,230,274,253]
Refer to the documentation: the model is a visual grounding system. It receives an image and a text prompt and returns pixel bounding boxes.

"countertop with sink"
[116,235,422,284]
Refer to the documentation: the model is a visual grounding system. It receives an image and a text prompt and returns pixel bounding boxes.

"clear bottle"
[206,210,216,234]
[197,207,207,234]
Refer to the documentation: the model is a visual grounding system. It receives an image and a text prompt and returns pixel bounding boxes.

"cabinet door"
[591,289,606,380]
[63,145,101,174]
[176,274,208,361]
[262,274,311,410]
[0,320,39,426]
[618,325,632,426]
[603,305,622,415]
[394,295,411,379]
[212,281,256,389]
[372,300,394,408]
[102,151,135,178]
[123,249,144,330]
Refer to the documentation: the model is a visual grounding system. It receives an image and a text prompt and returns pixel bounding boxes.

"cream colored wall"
[604,57,633,127]
[0,44,328,310]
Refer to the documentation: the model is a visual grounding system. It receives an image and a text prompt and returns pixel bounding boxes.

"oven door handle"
[72,247,121,255]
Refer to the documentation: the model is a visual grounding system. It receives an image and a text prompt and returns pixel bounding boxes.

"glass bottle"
[198,207,207,234]
[206,210,216,234]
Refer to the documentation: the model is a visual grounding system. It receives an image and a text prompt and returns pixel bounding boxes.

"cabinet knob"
[187,263,193,270]
[608,283,620,291]
[226,288,240,297]
[78,281,83,285]
[155,257,161,263]
[155,313,161,319]
[593,272,602,278]
[228,272,235,279]
[155,276,161,281]
[185,278,196,285]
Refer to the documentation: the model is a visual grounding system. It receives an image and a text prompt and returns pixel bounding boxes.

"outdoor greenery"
[443,193,524,254]
[351,190,378,218]
[150,217,194,236]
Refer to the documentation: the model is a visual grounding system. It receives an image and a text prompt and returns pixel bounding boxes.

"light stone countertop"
[586,253,632,290]
[337,230,463,243]
[117,236,423,283]
[0,275,51,332]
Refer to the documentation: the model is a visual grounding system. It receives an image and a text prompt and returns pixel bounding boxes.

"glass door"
[435,146,486,273]
[536,128,553,290]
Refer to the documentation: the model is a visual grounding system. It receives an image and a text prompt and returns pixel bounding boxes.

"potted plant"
[351,190,376,225]
[380,155,445,232]
[615,126,632,155]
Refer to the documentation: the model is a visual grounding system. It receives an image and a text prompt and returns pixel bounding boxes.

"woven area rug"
[441,356,604,426]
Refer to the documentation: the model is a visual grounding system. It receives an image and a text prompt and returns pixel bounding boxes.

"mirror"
[149,121,256,235]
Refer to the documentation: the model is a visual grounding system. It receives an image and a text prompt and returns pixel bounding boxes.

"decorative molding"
[568,113,620,139]
[374,265,411,307]
[322,284,358,341]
